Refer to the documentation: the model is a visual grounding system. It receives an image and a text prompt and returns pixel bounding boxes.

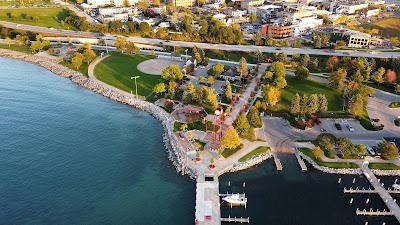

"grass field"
[222,144,244,158]
[0,0,53,6]
[238,146,270,162]
[368,163,400,170]
[363,18,400,38]
[0,43,31,53]
[270,76,345,113]
[94,53,161,101]
[0,7,75,30]
[299,148,359,169]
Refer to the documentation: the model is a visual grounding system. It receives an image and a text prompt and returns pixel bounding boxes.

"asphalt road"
[1,21,400,59]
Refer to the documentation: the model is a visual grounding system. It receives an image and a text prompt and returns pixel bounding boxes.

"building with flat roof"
[241,0,265,9]
[169,0,195,7]
[261,23,292,39]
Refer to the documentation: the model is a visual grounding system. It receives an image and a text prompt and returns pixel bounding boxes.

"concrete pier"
[344,187,400,194]
[272,153,282,171]
[295,151,307,171]
[361,162,400,222]
[195,174,221,225]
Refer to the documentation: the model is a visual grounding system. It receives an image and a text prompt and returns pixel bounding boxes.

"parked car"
[346,124,355,132]
[334,123,342,130]
[372,118,380,122]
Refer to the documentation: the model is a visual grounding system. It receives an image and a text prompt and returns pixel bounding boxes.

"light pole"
[185,49,188,61]
[131,76,140,98]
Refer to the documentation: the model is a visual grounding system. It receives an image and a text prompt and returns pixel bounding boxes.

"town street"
[1,21,400,59]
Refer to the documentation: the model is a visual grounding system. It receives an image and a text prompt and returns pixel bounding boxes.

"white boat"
[392,184,400,190]
[222,194,247,206]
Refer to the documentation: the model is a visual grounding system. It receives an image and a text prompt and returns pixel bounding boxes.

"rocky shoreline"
[298,151,400,176]
[0,49,198,179]
[218,152,272,175]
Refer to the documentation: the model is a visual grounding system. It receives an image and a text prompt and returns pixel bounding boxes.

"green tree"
[247,106,262,128]
[305,94,319,115]
[153,82,166,95]
[139,22,151,33]
[161,65,184,81]
[83,48,96,64]
[295,66,310,80]
[356,144,367,157]
[373,67,385,85]
[221,125,240,150]
[205,88,218,111]
[301,54,310,67]
[237,57,248,77]
[396,84,400,94]
[207,76,215,85]
[167,81,179,99]
[300,94,308,116]
[225,80,232,102]
[318,94,328,112]
[71,52,84,69]
[194,52,202,65]
[329,68,347,90]
[235,113,251,137]
[379,141,399,160]
[249,13,257,22]
[126,42,140,54]
[262,84,281,107]
[137,0,148,9]
[289,93,301,115]
[115,37,128,53]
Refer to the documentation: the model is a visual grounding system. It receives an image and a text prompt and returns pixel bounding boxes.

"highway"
[1,21,400,59]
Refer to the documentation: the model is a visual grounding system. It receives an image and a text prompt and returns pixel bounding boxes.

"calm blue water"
[0,58,194,225]
[2,57,400,225]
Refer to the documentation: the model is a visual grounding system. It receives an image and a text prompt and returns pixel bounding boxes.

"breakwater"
[218,152,272,176]
[0,49,197,179]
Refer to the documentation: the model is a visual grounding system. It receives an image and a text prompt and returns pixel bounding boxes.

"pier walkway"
[361,162,400,222]
[295,151,307,171]
[272,153,282,171]
[195,174,221,225]
[344,187,400,194]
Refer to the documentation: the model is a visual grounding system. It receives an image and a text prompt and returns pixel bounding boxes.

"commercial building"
[87,0,138,7]
[241,0,265,9]
[169,0,195,7]
[292,16,323,36]
[347,31,371,48]
[336,3,368,14]
[319,28,378,48]
[261,23,292,38]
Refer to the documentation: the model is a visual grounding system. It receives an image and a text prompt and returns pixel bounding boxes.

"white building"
[100,13,129,23]
[292,16,323,36]
[336,3,368,14]
[87,0,138,7]
[366,9,380,17]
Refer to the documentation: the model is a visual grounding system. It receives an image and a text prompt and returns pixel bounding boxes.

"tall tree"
[329,68,347,90]
[289,93,301,115]
[318,94,328,113]
[161,65,184,81]
[235,113,251,137]
[262,84,281,107]
[71,52,84,69]
[373,67,385,85]
[205,88,218,111]
[221,125,240,150]
[225,80,233,102]
[295,66,310,80]
[247,107,262,128]
[153,83,166,95]
[237,57,248,77]
[301,54,310,67]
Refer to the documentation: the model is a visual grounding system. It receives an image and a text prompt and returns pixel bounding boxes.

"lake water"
[1,57,399,225]
[0,57,194,225]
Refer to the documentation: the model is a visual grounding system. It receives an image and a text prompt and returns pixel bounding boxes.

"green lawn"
[299,148,359,169]
[369,163,400,170]
[238,146,270,162]
[221,144,244,158]
[0,43,31,53]
[0,0,54,6]
[363,18,400,38]
[174,121,218,132]
[0,7,75,30]
[94,53,161,101]
[367,82,398,95]
[270,76,345,113]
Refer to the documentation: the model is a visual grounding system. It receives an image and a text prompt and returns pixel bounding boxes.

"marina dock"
[220,216,250,223]
[295,151,307,171]
[272,153,282,171]
[344,187,400,194]
[356,208,394,216]
[360,162,400,222]
[195,174,221,225]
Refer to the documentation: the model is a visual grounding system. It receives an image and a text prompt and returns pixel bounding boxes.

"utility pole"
[131,76,140,98]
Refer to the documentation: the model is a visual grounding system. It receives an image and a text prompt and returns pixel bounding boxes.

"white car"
[347,124,355,132]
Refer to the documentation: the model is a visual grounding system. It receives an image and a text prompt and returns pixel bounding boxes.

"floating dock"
[195,175,221,225]
[295,151,307,171]
[220,216,250,223]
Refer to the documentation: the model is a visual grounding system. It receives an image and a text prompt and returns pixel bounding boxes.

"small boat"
[392,184,400,190]
[222,194,247,206]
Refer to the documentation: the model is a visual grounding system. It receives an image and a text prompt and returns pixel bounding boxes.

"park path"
[225,64,267,125]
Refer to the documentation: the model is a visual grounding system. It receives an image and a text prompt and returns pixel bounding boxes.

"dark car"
[334,123,342,130]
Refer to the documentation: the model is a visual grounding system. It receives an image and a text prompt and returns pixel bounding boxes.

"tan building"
[241,0,265,9]
[170,0,195,7]
[347,32,371,48]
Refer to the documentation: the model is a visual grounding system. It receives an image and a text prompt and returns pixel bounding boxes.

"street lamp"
[131,76,140,98]
[185,49,188,61]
